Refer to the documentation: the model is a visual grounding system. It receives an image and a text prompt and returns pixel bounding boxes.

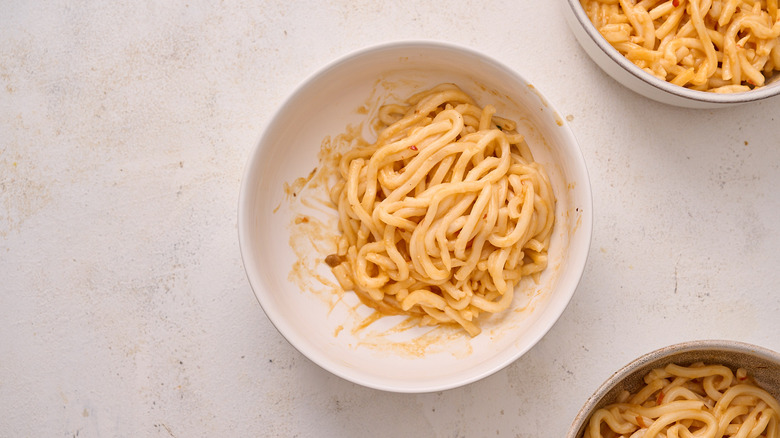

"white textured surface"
[1,1,779,437]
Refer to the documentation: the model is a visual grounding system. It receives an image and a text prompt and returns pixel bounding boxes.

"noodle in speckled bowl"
[567,340,780,438]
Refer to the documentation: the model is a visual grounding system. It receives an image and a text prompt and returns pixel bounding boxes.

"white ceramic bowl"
[567,340,780,437]
[563,0,780,108]
[238,41,592,393]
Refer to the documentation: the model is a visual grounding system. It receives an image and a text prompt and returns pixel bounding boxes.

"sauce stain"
[282,167,318,201]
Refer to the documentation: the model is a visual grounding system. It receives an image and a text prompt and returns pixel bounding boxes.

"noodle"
[325,84,556,336]
[580,0,780,92]
[583,362,780,438]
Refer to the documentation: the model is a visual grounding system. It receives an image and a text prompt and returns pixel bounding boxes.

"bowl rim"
[566,0,780,105]
[566,339,780,437]
[237,39,594,393]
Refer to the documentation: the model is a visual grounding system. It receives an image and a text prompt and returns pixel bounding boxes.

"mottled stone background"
[2,1,779,437]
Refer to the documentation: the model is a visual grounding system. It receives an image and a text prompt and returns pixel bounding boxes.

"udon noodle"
[325,84,556,336]
[580,0,780,92]
[584,362,780,438]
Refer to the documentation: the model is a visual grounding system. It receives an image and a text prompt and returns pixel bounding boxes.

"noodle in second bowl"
[580,0,780,93]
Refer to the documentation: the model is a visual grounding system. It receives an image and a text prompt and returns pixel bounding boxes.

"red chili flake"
[410,145,418,151]
[672,0,680,7]
[636,416,647,428]
[656,391,665,404]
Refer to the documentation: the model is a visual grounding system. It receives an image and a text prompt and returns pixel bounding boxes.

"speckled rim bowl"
[566,340,780,438]
[562,0,780,108]
[238,40,592,393]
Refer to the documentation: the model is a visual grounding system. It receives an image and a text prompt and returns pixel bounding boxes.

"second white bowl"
[563,0,780,108]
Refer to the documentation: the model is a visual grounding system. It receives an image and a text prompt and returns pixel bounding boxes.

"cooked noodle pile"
[584,363,780,438]
[580,0,780,92]
[325,84,556,336]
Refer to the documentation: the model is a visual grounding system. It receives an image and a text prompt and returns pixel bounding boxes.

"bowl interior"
[239,42,592,392]
[567,341,780,438]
